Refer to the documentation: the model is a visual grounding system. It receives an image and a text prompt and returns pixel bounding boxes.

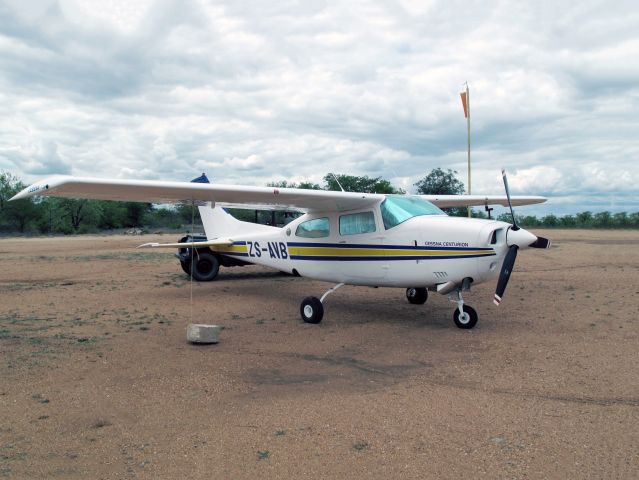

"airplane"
[11,170,550,329]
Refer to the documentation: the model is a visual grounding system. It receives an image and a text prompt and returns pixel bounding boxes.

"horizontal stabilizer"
[137,238,234,249]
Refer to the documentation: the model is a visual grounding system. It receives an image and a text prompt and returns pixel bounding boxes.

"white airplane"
[12,170,550,329]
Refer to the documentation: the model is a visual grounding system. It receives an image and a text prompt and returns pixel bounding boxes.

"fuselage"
[210,197,512,289]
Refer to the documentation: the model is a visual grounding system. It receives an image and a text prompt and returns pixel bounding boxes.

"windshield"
[380,195,445,230]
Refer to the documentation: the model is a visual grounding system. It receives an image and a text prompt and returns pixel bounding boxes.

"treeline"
[497,211,639,229]
[1,170,637,234]
[0,171,196,234]
[0,170,430,234]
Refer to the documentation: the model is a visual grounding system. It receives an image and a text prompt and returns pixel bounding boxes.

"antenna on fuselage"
[330,172,345,192]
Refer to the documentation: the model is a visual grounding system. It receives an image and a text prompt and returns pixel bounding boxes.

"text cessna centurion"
[12,171,550,329]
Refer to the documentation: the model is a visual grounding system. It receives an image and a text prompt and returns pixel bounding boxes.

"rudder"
[198,204,276,239]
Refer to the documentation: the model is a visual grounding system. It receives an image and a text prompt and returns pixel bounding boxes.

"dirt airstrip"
[0,230,638,479]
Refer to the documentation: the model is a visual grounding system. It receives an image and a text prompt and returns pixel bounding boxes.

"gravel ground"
[0,230,637,479]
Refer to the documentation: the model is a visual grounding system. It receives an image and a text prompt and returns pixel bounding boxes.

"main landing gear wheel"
[190,252,220,282]
[406,287,428,305]
[300,297,324,324]
[453,305,478,329]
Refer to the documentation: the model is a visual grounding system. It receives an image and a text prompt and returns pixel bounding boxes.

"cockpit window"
[339,211,376,235]
[296,217,330,238]
[380,195,445,230]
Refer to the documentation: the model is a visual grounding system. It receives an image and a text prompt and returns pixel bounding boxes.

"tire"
[300,297,324,324]
[180,260,191,275]
[191,251,220,282]
[453,305,478,329]
[406,287,428,305]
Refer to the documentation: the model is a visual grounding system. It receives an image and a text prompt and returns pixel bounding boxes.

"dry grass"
[0,231,637,479]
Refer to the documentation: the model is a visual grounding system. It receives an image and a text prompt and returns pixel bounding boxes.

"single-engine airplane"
[11,170,550,329]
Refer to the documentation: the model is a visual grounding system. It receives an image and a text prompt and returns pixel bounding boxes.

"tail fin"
[198,204,276,239]
[192,170,280,239]
[190,172,238,238]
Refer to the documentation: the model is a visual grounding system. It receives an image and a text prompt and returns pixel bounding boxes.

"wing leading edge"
[10,175,383,213]
[421,194,546,208]
[11,175,547,211]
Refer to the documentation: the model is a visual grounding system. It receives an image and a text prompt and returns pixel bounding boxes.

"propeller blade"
[494,244,518,306]
[501,168,519,231]
[529,236,551,249]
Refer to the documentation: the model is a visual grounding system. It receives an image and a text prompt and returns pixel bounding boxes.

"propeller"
[501,168,519,231]
[493,169,550,306]
[494,245,517,305]
[529,236,551,249]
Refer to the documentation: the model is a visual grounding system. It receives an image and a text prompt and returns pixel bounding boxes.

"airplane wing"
[12,175,547,212]
[215,202,305,213]
[421,195,546,208]
[11,175,383,213]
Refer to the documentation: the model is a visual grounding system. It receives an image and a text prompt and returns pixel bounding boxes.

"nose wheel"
[453,305,478,329]
[448,288,479,329]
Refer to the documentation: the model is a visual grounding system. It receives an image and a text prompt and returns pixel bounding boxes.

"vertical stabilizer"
[198,204,278,239]
[198,204,245,238]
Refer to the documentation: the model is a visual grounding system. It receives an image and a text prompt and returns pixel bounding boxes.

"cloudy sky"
[0,0,637,215]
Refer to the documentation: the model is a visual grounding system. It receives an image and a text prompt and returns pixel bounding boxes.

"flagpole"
[466,83,471,218]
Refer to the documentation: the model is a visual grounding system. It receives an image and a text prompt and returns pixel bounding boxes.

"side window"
[339,211,376,235]
[295,217,330,238]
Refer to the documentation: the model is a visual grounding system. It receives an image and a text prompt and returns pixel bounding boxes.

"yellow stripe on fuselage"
[287,246,492,257]
[211,245,248,254]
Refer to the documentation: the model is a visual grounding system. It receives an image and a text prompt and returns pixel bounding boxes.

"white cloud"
[62,0,153,33]
[509,166,563,193]
[0,0,637,214]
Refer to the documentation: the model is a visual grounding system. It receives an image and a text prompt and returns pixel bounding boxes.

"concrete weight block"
[187,324,221,344]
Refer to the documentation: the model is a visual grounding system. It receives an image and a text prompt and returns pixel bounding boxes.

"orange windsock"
[460,92,468,118]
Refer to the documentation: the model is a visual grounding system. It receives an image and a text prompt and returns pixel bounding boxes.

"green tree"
[0,171,22,211]
[266,180,322,190]
[576,211,593,228]
[414,168,466,216]
[123,202,153,227]
[613,212,628,228]
[593,211,612,228]
[5,198,40,233]
[520,215,541,227]
[0,170,42,233]
[414,168,466,196]
[175,203,199,226]
[144,205,185,230]
[559,215,576,228]
[542,214,559,227]
[267,180,297,188]
[297,181,322,190]
[51,198,102,233]
[97,201,128,229]
[323,173,404,194]
[496,213,512,223]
